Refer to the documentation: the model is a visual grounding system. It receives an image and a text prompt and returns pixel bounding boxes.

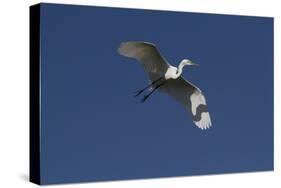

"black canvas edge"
[29,3,41,185]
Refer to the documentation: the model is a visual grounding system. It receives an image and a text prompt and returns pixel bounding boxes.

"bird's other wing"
[118,41,170,80]
[159,77,212,130]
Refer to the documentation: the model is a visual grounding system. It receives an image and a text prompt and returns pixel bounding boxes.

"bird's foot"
[140,95,149,103]
[133,89,145,97]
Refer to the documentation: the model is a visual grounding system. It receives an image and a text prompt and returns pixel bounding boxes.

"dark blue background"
[40,3,273,184]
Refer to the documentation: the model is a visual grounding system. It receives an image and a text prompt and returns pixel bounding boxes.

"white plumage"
[190,90,212,129]
[118,41,212,130]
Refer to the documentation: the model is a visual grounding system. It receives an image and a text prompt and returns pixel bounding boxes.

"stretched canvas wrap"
[30,3,274,185]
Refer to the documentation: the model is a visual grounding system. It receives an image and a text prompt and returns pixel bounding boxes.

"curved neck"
[176,62,185,78]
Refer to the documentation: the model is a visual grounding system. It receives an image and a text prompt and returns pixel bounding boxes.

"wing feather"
[160,77,212,130]
[118,41,170,81]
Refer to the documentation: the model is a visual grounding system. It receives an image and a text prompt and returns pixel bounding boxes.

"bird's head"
[181,59,199,66]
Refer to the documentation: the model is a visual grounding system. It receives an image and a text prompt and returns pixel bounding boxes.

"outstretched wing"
[118,41,170,81]
[159,77,212,130]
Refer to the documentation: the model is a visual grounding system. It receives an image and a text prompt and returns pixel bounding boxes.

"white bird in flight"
[118,41,212,130]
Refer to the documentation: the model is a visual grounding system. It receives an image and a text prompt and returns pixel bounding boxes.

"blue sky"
[40,3,273,184]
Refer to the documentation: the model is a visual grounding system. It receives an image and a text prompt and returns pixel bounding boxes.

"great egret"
[118,41,212,130]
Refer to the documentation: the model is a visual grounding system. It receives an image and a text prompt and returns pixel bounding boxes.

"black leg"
[134,77,163,97]
[141,81,165,103]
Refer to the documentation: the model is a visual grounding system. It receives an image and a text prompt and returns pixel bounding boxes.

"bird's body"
[164,60,194,80]
[118,41,212,130]
[165,66,179,80]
